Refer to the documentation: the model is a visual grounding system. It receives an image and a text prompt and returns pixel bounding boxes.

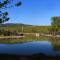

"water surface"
[0,41,60,56]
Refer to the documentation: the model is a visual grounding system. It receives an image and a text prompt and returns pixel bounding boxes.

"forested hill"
[0,23,33,27]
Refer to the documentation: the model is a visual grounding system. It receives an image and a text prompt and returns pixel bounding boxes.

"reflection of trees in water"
[53,45,60,51]
[50,37,60,51]
[50,37,60,45]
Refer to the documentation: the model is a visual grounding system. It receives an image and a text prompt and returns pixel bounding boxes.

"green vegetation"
[0,0,21,24]
[50,17,60,35]
[0,23,59,44]
[0,24,51,34]
[0,23,51,43]
[0,0,22,37]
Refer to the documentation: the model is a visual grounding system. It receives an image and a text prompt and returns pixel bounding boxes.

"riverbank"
[0,35,49,44]
[40,34,60,37]
[0,33,60,39]
[0,33,60,44]
[0,36,25,39]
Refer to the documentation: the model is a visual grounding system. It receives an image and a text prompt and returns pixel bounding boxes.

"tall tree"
[0,0,21,24]
[50,16,60,35]
[51,17,60,27]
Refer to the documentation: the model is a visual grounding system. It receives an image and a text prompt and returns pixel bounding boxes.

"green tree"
[51,17,60,27]
[50,16,60,35]
[0,0,21,24]
[0,0,21,35]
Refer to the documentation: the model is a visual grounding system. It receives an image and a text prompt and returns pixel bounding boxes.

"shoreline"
[40,34,60,38]
[0,33,60,39]
[0,36,25,39]
[0,34,60,39]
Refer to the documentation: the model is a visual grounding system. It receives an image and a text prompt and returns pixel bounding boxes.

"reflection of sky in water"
[0,41,60,56]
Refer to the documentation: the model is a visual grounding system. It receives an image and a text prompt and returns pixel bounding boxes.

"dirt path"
[0,36,25,39]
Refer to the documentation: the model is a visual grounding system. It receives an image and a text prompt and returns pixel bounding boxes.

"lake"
[0,40,60,56]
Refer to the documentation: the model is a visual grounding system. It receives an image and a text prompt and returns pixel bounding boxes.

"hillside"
[0,23,51,33]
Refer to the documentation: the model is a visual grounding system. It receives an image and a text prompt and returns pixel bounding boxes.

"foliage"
[51,17,60,27]
[0,0,21,24]
[50,16,60,35]
[0,0,21,35]
[0,24,51,34]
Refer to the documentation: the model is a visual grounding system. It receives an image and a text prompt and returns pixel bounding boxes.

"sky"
[2,0,60,25]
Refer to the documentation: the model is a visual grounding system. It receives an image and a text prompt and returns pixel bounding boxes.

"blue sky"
[3,0,60,25]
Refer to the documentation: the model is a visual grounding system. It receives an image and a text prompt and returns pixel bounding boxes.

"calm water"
[0,41,60,56]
